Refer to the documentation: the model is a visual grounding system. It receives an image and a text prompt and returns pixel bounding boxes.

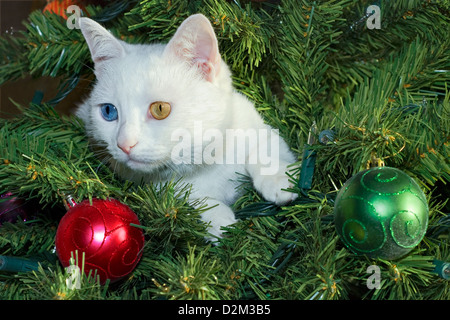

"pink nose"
[117,142,137,155]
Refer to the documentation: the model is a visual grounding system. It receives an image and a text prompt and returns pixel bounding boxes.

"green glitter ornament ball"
[333,166,429,260]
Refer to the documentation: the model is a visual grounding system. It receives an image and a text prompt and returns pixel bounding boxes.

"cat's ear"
[164,14,221,82]
[79,18,124,66]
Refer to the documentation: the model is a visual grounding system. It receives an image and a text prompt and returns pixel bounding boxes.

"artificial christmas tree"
[0,0,448,302]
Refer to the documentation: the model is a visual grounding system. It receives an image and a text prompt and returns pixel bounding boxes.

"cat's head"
[76,14,232,177]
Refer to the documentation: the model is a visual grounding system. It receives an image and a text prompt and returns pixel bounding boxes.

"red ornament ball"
[55,198,144,284]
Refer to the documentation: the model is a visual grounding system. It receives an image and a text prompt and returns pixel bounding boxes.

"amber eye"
[149,101,171,120]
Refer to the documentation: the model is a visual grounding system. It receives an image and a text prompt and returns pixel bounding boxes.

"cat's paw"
[201,201,238,241]
[253,173,298,206]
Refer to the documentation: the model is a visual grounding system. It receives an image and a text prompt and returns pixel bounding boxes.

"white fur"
[77,15,298,241]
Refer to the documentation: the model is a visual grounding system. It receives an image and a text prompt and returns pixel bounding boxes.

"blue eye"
[100,103,118,121]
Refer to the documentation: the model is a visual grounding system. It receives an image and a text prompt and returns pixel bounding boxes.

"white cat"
[76,14,298,240]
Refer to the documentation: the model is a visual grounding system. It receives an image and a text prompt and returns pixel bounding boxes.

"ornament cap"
[366,151,385,169]
[58,190,78,210]
[64,194,77,210]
